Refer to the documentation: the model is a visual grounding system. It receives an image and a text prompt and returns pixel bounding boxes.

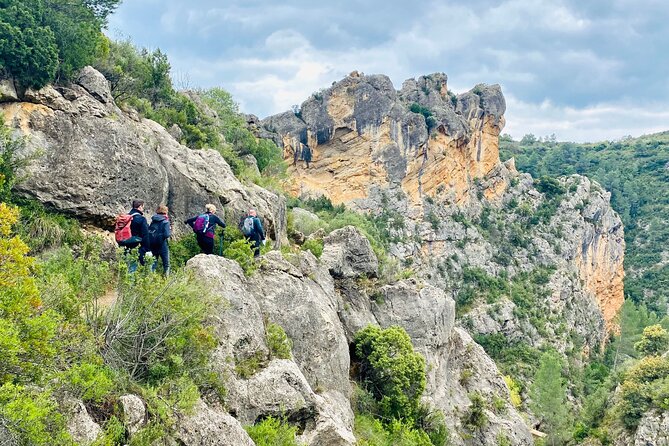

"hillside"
[0,2,668,444]
[500,132,669,314]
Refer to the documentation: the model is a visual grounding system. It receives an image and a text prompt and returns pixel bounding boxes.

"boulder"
[65,399,101,446]
[0,79,18,103]
[226,359,317,425]
[118,394,146,436]
[0,67,287,241]
[76,66,113,105]
[321,226,378,278]
[177,400,255,446]
[241,154,261,176]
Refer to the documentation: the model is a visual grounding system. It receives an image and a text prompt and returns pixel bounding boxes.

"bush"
[245,416,299,446]
[353,325,426,423]
[266,322,292,360]
[302,238,324,258]
[0,383,70,445]
[463,392,488,431]
[354,414,434,446]
[223,238,257,276]
[617,356,669,428]
[634,324,669,356]
[99,268,218,384]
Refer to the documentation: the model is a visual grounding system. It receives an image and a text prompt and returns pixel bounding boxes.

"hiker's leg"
[202,238,214,255]
[138,246,147,266]
[253,239,261,257]
[160,243,170,275]
[125,248,138,273]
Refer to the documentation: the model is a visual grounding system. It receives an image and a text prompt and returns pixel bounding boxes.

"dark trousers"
[151,242,170,275]
[197,234,215,254]
[247,235,261,257]
[125,244,146,273]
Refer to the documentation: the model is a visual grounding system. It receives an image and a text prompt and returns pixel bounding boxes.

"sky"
[107,0,669,143]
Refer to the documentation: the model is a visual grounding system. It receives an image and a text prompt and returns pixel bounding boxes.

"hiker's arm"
[185,216,196,227]
[164,221,172,239]
[215,215,226,230]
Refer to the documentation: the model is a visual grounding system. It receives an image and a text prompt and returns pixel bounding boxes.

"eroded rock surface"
[263,72,505,211]
[1,67,286,240]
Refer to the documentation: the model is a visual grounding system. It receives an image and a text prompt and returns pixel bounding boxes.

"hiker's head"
[248,208,257,217]
[205,204,216,214]
[132,199,144,211]
[156,204,168,215]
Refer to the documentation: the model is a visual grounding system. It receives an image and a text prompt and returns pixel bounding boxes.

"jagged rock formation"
[0,67,286,240]
[263,73,625,344]
[181,227,533,446]
[262,72,505,212]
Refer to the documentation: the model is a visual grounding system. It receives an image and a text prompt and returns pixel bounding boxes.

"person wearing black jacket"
[239,208,265,257]
[150,204,172,275]
[185,204,226,255]
[125,199,150,272]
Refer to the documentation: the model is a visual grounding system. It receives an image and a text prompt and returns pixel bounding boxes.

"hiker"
[115,199,149,272]
[185,204,226,255]
[239,208,265,257]
[149,204,171,275]
[302,144,312,168]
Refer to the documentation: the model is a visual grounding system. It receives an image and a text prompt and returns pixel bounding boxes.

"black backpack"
[148,220,166,250]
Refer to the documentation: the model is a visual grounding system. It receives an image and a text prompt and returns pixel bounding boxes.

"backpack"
[192,213,210,235]
[147,220,165,250]
[241,216,255,236]
[115,212,138,245]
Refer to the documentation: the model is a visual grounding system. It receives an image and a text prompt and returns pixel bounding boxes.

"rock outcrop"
[185,226,534,445]
[0,67,286,241]
[263,72,624,343]
[262,72,505,211]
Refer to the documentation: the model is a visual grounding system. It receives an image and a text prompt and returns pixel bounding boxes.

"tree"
[353,325,426,423]
[0,0,59,88]
[0,0,122,87]
[530,351,571,445]
[635,324,669,357]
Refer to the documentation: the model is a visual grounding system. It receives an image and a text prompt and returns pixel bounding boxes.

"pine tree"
[530,351,571,445]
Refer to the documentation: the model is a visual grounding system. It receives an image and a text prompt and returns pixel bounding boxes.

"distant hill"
[500,131,669,314]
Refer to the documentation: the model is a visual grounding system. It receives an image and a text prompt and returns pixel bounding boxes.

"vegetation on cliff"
[0,0,121,88]
[500,132,669,314]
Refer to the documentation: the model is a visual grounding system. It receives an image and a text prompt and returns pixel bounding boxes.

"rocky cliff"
[263,73,625,344]
[1,67,628,445]
[0,67,286,240]
[262,72,505,212]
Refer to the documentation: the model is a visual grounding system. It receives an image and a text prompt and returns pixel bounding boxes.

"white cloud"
[504,95,669,142]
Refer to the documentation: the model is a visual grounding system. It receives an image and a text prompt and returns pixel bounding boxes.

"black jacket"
[129,208,149,249]
[185,212,226,238]
[150,214,171,247]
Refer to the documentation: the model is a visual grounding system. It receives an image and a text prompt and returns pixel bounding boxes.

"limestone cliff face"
[0,67,286,240]
[262,72,506,210]
[263,72,624,339]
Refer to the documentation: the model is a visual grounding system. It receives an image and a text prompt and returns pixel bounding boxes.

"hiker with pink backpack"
[185,204,226,255]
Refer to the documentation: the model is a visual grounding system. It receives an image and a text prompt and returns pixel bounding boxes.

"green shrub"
[0,383,70,445]
[99,268,218,385]
[60,362,114,403]
[223,238,257,276]
[302,238,324,258]
[634,324,669,356]
[245,416,300,446]
[266,322,292,359]
[617,356,669,428]
[463,392,488,431]
[353,325,426,422]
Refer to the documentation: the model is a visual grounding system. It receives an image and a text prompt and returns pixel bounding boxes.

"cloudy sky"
[108,0,669,142]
